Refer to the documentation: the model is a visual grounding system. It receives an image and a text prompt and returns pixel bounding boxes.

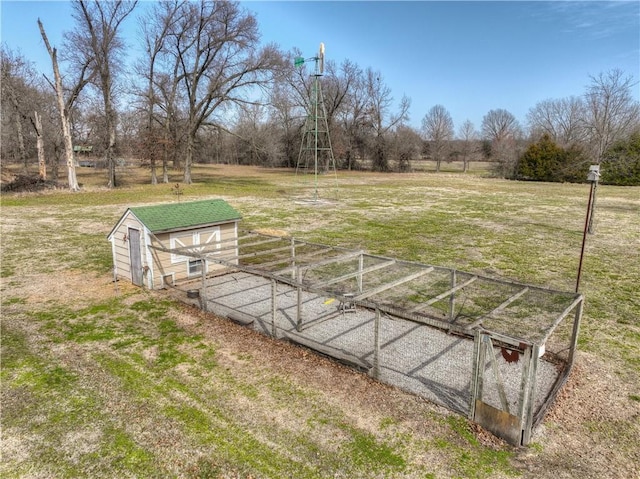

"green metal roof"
[129,199,241,233]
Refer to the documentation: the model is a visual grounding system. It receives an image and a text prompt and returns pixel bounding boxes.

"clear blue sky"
[2,0,638,131]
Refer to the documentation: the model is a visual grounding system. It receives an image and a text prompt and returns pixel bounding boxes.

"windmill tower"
[295,43,337,201]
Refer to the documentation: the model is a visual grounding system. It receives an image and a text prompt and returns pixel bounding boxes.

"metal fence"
[157,232,583,446]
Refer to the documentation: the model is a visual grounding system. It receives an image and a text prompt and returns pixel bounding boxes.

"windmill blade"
[319,42,325,74]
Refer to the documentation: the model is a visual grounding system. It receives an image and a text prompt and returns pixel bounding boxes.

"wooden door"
[128,228,143,286]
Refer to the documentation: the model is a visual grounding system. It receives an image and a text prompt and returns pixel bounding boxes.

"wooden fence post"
[373,308,381,378]
[271,279,277,338]
[200,263,208,312]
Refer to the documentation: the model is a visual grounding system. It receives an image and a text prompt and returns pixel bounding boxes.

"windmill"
[295,43,337,201]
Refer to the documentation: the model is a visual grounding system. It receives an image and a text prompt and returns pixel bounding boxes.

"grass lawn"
[1,163,638,478]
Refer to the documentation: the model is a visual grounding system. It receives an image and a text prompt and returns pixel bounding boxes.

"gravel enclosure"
[157,230,584,445]
[176,268,569,443]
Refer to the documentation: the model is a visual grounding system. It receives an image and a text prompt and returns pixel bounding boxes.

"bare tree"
[39,19,95,191]
[268,80,303,167]
[457,119,478,173]
[482,108,520,143]
[1,50,26,167]
[30,111,46,179]
[364,68,410,172]
[0,47,42,170]
[68,0,138,188]
[421,104,454,172]
[267,49,316,168]
[155,0,281,184]
[321,59,360,135]
[584,69,640,162]
[481,108,522,178]
[391,125,421,172]
[136,0,184,184]
[335,61,368,170]
[526,96,587,146]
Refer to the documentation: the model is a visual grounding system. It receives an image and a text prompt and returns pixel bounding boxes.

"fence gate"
[469,331,539,446]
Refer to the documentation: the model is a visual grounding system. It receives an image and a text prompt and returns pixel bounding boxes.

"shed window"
[188,259,204,276]
[170,227,220,264]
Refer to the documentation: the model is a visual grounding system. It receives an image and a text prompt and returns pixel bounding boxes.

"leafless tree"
[0,47,52,173]
[457,119,479,173]
[335,61,368,170]
[482,108,520,143]
[67,0,138,188]
[584,69,640,162]
[267,49,314,168]
[526,96,587,146]
[1,48,29,168]
[39,19,95,191]
[155,0,281,184]
[421,104,454,172]
[230,103,281,166]
[268,80,303,167]
[136,0,184,184]
[321,59,360,134]
[481,108,522,178]
[364,68,410,171]
[390,125,421,172]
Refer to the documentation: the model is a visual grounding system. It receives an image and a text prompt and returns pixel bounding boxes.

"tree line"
[2,0,639,189]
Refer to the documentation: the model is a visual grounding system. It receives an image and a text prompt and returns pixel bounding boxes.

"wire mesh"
[168,234,584,444]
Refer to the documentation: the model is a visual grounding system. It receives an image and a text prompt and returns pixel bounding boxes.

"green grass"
[2,163,638,478]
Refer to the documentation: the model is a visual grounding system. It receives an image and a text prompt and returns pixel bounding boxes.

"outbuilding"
[108,199,242,289]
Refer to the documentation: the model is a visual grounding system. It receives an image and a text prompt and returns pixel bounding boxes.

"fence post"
[372,308,381,379]
[200,263,208,312]
[290,237,296,280]
[517,345,533,427]
[295,266,303,331]
[358,253,364,293]
[521,344,540,445]
[271,278,277,338]
[449,269,457,321]
[567,298,583,367]
[469,329,483,419]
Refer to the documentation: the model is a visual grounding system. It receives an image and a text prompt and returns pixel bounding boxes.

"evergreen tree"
[517,134,563,181]
[601,131,640,186]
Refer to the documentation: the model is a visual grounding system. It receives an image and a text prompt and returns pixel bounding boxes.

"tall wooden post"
[358,253,364,293]
[200,262,208,312]
[290,237,296,280]
[296,266,303,331]
[567,299,583,366]
[271,279,277,338]
[372,308,381,378]
[521,344,540,445]
[449,269,457,321]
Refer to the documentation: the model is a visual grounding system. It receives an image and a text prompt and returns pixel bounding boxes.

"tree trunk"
[39,20,79,191]
[183,133,193,184]
[51,143,60,180]
[162,159,169,183]
[150,158,158,185]
[104,86,118,188]
[34,111,47,180]
[8,90,27,171]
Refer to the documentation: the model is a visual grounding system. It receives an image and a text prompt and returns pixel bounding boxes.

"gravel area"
[192,272,561,420]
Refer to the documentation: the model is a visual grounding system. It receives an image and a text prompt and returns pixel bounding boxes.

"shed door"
[129,228,143,286]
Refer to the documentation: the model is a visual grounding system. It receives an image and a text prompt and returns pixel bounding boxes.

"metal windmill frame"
[295,43,337,201]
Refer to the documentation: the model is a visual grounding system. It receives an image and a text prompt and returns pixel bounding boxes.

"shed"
[108,199,242,289]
